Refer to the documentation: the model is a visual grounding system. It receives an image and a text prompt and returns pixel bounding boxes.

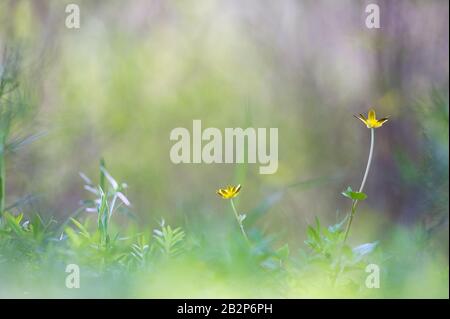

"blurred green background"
[0,0,448,297]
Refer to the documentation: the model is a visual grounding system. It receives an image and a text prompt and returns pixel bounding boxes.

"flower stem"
[0,138,5,220]
[230,198,249,243]
[344,128,375,243]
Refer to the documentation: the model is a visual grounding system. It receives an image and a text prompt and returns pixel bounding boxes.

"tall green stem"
[0,139,5,216]
[344,128,375,243]
[230,198,249,243]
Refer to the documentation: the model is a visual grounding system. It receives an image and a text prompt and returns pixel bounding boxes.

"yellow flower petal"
[354,114,368,126]
[368,109,376,121]
[216,184,242,199]
[377,117,389,126]
[354,109,389,129]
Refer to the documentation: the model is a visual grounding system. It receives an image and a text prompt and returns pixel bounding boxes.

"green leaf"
[328,215,349,234]
[315,216,321,232]
[276,244,290,260]
[4,212,25,236]
[70,218,90,238]
[153,223,185,257]
[342,187,367,201]
[65,227,82,247]
[99,158,106,191]
[307,225,320,243]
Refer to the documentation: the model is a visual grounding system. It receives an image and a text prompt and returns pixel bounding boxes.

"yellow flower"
[216,184,241,199]
[354,109,389,128]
